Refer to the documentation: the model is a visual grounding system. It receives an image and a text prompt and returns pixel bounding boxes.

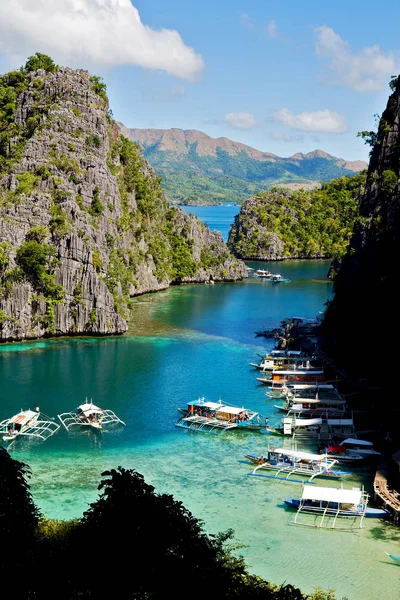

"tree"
[0,446,41,591]
[24,52,58,73]
[0,452,333,599]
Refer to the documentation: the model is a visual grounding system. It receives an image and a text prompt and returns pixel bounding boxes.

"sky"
[0,0,399,162]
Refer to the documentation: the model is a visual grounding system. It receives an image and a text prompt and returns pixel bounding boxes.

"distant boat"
[254,268,272,278]
[264,273,291,284]
[385,552,400,564]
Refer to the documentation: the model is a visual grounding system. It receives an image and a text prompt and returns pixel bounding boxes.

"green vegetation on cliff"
[228,171,366,261]
[0,54,246,341]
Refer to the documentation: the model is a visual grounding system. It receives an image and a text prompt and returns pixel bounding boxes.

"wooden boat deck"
[374,465,400,523]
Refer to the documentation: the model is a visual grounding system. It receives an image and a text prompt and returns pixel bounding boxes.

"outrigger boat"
[57,400,126,432]
[257,368,326,386]
[385,552,400,564]
[176,397,264,434]
[254,268,272,278]
[265,414,356,443]
[245,447,350,482]
[0,408,60,443]
[250,350,320,372]
[265,273,291,284]
[265,382,335,400]
[284,483,389,529]
[273,388,348,417]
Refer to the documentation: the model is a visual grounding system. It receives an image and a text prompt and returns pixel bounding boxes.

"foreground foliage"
[0,447,345,599]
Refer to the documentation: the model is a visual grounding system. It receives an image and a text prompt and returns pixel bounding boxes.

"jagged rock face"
[320,79,400,399]
[0,65,246,342]
[227,192,323,260]
[227,198,286,260]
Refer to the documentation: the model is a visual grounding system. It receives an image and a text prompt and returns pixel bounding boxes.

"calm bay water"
[180,204,239,241]
[1,206,399,600]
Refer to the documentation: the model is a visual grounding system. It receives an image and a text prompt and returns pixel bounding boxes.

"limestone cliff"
[227,177,364,261]
[0,56,247,342]
[319,77,400,437]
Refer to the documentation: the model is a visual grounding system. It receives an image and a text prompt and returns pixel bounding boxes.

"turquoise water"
[180,204,239,241]
[1,243,399,598]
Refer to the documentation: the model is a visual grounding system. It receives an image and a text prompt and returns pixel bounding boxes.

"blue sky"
[1,0,399,162]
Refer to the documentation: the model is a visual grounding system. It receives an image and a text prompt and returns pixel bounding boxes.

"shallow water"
[1,261,399,600]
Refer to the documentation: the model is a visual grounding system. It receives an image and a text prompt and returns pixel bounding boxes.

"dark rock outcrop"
[319,77,400,441]
[0,61,246,341]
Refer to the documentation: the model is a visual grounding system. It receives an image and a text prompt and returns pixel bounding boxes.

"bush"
[24,53,58,74]
[89,186,104,216]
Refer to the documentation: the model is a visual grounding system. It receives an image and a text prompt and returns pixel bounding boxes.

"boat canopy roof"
[273,369,324,375]
[301,485,362,504]
[341,438,373,446]
[273,448,332,462]
[217,406,250,415]
[286,350,303,356]
[10,409,38,423]
[78,403,103,414]
[326,419,353,425]
[285,417,322,426]
[286,384,334,390]
[291,397,345,405]
[189,400,222,410]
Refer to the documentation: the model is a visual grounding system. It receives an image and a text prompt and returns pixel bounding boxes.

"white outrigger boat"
[0,408,60,443]
[285,483,389,529]
[254,268,272,278]
[57,400,126,432]
[176,397,264,434]
[245,446,349,483]
[250,350,319,372]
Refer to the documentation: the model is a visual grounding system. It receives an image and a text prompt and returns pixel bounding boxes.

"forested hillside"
[227,172,366,261]
[119,126,367,205]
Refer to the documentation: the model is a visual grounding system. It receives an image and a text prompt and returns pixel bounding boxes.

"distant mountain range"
[118,125,367,205]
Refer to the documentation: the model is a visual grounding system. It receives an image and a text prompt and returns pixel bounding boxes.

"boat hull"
[284,498,389,518]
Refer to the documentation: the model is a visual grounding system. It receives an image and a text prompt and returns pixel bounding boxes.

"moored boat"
[285,483,390,529]
[254,268,272,278]
[57,400,126,431]
[176,397,264,434]
[0,407,60,443]
[324,438,381,459]
[250,349,320,372]
[257,368,326,386]
[245,447,350,482]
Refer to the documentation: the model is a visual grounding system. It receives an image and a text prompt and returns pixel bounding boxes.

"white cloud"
[224,112,256,130]
[315,25,398,92]
[274,108,347,133]
[0,0,204,81]
[240,12,255,30]
[266,20,280,39]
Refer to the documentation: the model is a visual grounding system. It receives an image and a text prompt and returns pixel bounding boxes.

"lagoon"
[1,207,399,600]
